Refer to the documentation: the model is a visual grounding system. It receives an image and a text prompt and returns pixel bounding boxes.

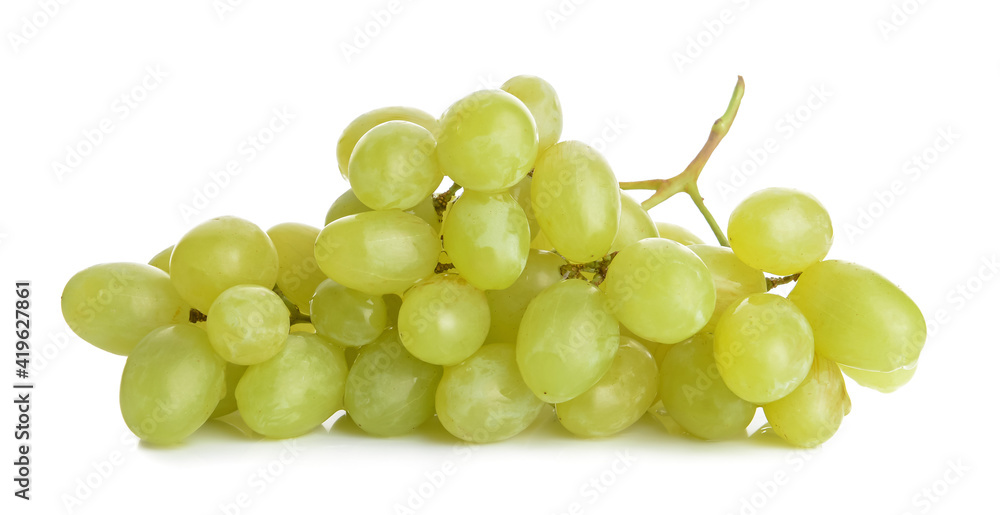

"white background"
[2,1,998,514]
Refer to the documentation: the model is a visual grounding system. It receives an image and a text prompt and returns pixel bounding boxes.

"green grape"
[289,322,315,334]
[484,249,566,344]
[236,333,348,439]
[62,263,190,355]
[555,337,658,437]
[728,188,834,275]
[688,245,768,334]
[714,293,815,404]
[436,343,544,443]
[508,174,540,239]
[206,285,290,365]
[531,141,621,263]
[610,191,659,253]
[603,238,716,344]
[501,75,563,151]
[170,216,279,313]
[344,330,443,436]
[349,121,443,211]
[314,210,440,295]
[658,333,756,440]
[398,274,490,365]
[437,89,538,192]
[310,279,387,347]
[530,229,554,251]
[267,223,326,313]
[210,361,248,418]
[763,356,850,447]
[516,279,619,403]
[336,106,439,180]
[788,260,925,372]
[655,222,703,246]
[442,190,530,290]
[148,246,173,273]
[325,189,440,232]
[119,325,226,444]
[840,363,917,393]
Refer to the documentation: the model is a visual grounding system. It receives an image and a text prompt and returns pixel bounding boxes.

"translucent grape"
[210,362,248,418]
[728,188,833,275]
[603,238,716,344]
[658,334,756,440]
[555,337,658,437]
[62,263,189,355]
[336,106,439,180]
[516,279,619,403]
[484,249,566,344]
[714,293,815,404]
[436,343,544,443]
[170,216,279,313]
[314,210,440,295]
[501,75,563,151]
[610,191,659,253]
[398,274,490,366]
[531,141,620,263]
[236,333,348,439]
[325,189,440,232]
[310,279,387,347]
[788,260,926,372]
[148,246,173,273]
[344,330,442,436]
[655,222,704,246]
[349,121,442,211]
[840,363,917,393]
[508,174,540,239]
[206,285,290,365]
[441,190,530,290]
[688,245,767,334]
[267,223,326,313]
[763,356,851,447]
[119,325,226,444]
[437,89,538,193]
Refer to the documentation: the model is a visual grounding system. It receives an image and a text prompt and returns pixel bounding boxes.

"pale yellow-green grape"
[603,239,716,344]
[170,216,279,313]
[290,322,315,334]
[840,363,917,393]
[531,141,621,263]
[530,229,555,251]
[788,260,926,372]
[508,174,540,239]
[763,356,851,447]
[655,222,704,246]
[206,285,290,365]
[437,89,538,192]
[148,246,173,273]
[210,362,248,418]
[728,188,834,275]
[314,210,440,295]
[484,250,566,344]
[236,333,348,439]
[119,325,226,444]
[398,274,490,365]
[62,263,190,355]
[266,223,325,313]
[310,279,387,347]
[555,337,658,437]
[344,330,443,436]
[501,75,563,151]
[610,191,659,253]
[659,334,756,440]
[325,189,441,233]
[349,121,443,211]
[516,279,619,403]
[688,245,768,334]
[442,190,530,290]
[336,106,439,180]
[714,293,815,404]
[384,293,402,329]
[436,343,544,443]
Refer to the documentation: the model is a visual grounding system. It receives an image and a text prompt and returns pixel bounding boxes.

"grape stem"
[560,252,618,286]
[433,182,463,221]
[189,308,207,324]
[273,286,311,325]
[766,273,801,291]
[619,76,745,247]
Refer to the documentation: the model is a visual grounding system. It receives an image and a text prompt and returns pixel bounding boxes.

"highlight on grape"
[61,75,927,448]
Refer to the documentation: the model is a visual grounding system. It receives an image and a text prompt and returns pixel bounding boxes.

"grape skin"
[206,285,290,365]
[348,121,443,211]
[335,106,439,180]
[442,190,530,291]
[267,222,326,314]
[398,274,490,366]
[501,75,563,151]
[310,279,387,348]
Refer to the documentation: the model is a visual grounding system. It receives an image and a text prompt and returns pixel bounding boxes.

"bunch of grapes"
[62,76,926,448]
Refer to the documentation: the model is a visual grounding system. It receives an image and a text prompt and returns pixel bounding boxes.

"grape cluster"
[62,76,926,447]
